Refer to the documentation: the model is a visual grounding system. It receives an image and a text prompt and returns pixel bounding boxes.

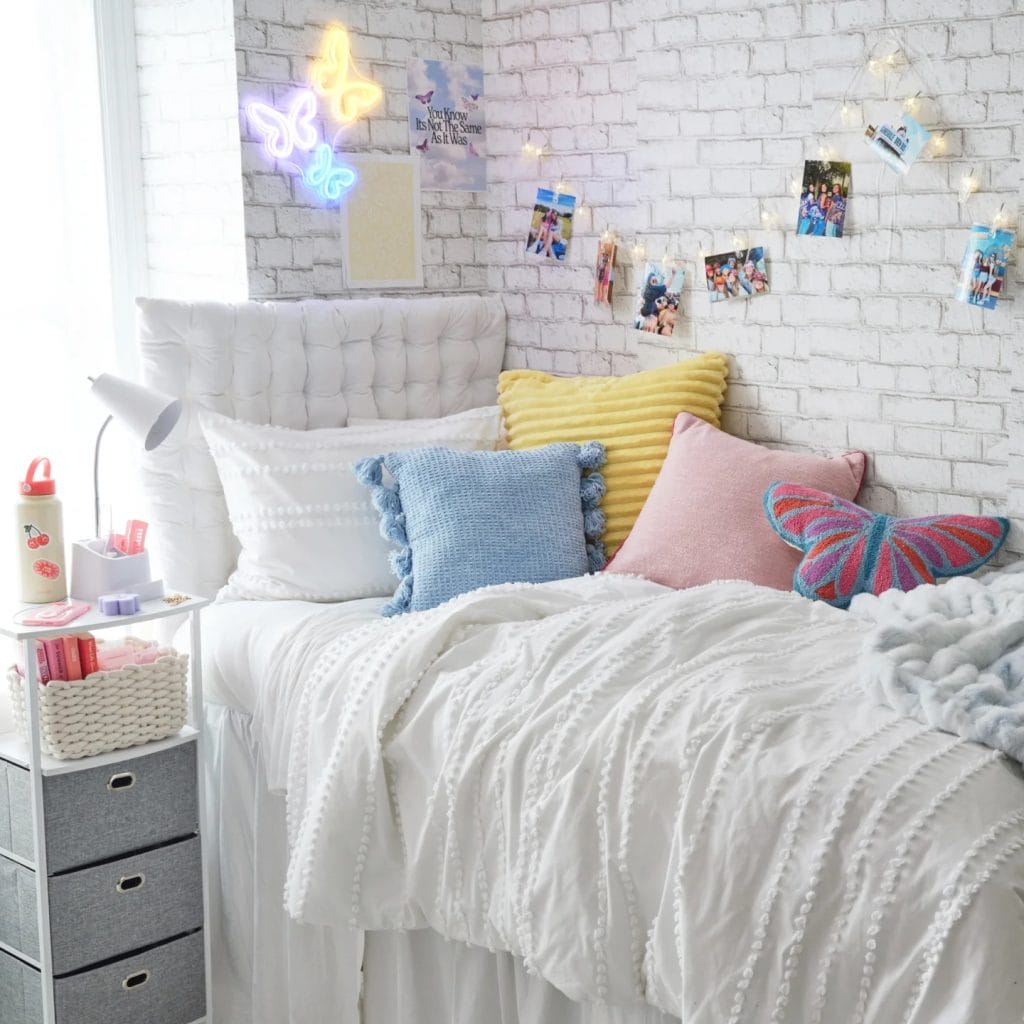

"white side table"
[0,595,210,1024]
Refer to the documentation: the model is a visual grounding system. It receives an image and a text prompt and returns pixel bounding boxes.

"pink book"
[41,638,67,682]
[76,634,99,676]
[61,636,82,681]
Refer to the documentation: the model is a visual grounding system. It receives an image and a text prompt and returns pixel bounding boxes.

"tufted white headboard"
[136,295,506,597]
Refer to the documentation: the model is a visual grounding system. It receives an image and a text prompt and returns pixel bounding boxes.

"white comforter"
[268,575,1024,1023]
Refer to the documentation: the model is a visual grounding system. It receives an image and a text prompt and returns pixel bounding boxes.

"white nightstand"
[0,596,210,1024]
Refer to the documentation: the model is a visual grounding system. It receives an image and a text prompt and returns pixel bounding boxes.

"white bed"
[139,294,1024,1024]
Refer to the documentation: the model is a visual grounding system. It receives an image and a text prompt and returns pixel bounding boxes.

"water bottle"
[15,458,68,603]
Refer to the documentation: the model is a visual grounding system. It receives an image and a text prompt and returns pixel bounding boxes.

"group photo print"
[797,161,851,238]
[705,247,769,303]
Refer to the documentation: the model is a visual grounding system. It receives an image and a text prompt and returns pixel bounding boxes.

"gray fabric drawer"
[0,947,43,1024]
[0,758,33,861]
[42,742,198,874]
[53,929,206,1024]
[0,837,203,976]
[50,835,204,975]
[0,853,39,962]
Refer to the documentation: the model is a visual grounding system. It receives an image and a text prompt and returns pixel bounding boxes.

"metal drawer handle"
[122,970,150,991]
[107,772,136,792]
[116,873,145,894]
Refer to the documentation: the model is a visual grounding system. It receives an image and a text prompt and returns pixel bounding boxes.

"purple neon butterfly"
[415,90,434,105]
[764,481,1009,609]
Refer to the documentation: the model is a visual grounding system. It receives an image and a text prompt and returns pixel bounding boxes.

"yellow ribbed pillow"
[498,353,729,551]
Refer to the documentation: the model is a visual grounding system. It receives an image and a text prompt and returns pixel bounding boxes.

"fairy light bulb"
[930,133,946,154]
[958,168,979,204]
[903,93,920,114]
[868,58,883,77]
[840,104,860,127]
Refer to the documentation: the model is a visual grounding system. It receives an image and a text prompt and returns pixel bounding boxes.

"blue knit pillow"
[354,442,607,616]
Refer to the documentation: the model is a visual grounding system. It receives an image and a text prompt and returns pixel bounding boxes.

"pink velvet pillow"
[605,413,866,591]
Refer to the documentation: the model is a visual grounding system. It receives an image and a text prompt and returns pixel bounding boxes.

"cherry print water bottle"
[15,458,67,603]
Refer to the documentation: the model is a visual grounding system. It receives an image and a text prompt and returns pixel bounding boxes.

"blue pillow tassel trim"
[354,455,414,616]
[578,442,607,572]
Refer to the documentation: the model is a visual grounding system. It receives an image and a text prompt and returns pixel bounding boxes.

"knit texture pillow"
[764,481,1009,609]
[497,353,729,551]
[354,443,606,615]
[605,413,866,590]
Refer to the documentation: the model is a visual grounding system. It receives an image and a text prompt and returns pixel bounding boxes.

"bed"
[137,294,1024,1024]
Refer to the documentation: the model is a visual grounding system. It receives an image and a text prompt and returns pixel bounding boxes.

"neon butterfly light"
[764,481,1008,609]
[303,144,356,202]
[310,24,383,125]
[245,90,318,160]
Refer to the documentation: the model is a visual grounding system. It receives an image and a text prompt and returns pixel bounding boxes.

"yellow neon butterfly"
[310,25,382,125]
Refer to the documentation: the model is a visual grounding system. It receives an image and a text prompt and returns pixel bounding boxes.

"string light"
[840,104,860,128]
[991,204,1011,231]
[930,133,947,154]
[958,167,980,205]
[903,92,921,114]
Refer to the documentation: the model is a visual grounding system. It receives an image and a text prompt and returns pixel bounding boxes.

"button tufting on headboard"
[136,295,506,598]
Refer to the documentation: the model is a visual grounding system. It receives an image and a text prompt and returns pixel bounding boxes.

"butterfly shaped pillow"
[764,482,1009,609]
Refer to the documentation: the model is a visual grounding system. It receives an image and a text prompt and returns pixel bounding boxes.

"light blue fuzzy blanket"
[851,565,1024,763]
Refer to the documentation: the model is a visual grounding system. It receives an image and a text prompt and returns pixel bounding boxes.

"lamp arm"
[93,414,113,539]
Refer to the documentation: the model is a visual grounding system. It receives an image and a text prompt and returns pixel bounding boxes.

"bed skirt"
[205,703,677,1024]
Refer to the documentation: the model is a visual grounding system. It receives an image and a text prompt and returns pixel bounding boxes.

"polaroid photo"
[526,189,576,261]
[954,223,1014,310]
[797,161,851,238]
[704,248,769,303]
[633,260,685,336]
[594,238,616,304]
[863,113,931,175]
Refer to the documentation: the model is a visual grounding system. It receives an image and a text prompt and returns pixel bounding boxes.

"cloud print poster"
[408,59,485,191]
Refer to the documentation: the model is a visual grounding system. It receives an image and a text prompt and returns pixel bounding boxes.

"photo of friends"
[797,161,851,238]
[954,224,1014,310]
[525,189,576,262]
[633,260,684,336]
[594,238,616,304]
[864,113,931,175]
[705,248,769,303]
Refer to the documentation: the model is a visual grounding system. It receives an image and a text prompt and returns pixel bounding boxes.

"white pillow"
[200,406,503,602]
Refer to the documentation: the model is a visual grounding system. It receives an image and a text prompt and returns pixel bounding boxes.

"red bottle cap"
[20,457,56,496]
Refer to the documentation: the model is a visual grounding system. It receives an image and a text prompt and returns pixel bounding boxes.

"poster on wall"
[797,161,851,238]
[407,58,485,191]
[525,189,576,262]
[341,155,423,289]
[705,248,769,302]
[633,260,684,336]
[863,113,931,175]
[954,224,1014,309]
[594,238,616,304]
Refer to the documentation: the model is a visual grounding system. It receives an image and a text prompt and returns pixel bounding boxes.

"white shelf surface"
[0,726,198,777]
[1,594,209,642]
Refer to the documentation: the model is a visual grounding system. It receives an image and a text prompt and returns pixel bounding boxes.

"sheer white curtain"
[1,2,135,603]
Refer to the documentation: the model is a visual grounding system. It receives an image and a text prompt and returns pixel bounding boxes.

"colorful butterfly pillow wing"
[764,482,1009,609]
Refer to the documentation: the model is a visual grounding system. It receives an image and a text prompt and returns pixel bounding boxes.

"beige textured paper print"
[342,155,423,288]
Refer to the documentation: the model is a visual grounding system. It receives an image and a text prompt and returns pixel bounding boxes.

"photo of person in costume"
[594,238,616,304]
[704,247,769,303]
[633,260,685,336]
[796,161,851,238]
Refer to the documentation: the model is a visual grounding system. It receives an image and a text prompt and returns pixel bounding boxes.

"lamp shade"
[90,374,182,451]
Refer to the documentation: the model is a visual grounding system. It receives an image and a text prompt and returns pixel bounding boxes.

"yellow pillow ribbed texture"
[498,353,729,552]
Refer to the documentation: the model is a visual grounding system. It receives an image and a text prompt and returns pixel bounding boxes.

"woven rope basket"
[7,648,189,760]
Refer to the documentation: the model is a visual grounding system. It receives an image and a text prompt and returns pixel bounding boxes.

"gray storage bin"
[0,741,198,874]
[0,836,203,975]
[0,759,33,861]
[0,947,43,1024]
[53,929,206,1024]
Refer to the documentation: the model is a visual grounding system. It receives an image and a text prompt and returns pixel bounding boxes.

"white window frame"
[93,0,149,378]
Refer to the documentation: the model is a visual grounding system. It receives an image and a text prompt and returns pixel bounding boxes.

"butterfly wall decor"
[245,90,318,160]
[303,143,357,202]
[310,24,383,125]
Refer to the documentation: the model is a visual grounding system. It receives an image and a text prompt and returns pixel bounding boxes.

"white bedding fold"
[274,575,1024,1022]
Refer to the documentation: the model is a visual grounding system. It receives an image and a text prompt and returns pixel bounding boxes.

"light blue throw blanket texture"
[852,564,1024,763]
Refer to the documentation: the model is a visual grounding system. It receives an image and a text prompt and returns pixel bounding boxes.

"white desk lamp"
[89,374,182,538]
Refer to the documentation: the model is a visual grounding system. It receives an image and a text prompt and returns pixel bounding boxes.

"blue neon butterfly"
[302,144,356,203]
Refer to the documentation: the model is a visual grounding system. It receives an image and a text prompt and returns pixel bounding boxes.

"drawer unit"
[0,836,203,975]
[0,757,33,861]
[0,930,206,1024]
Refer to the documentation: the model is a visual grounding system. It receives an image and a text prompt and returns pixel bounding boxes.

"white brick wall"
[135,0,248,299]
[234,0,487,297]
[485,0,1024,548]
